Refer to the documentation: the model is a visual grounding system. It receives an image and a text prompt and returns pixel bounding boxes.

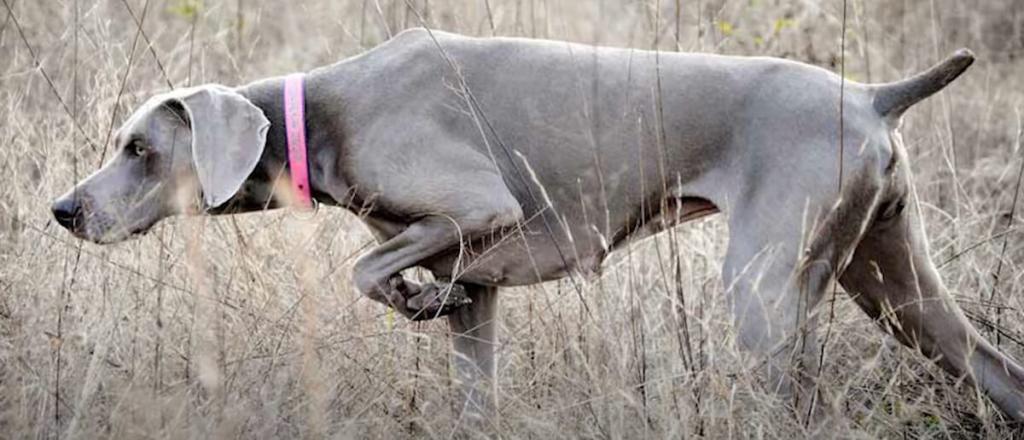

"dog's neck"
[227,75,352,213]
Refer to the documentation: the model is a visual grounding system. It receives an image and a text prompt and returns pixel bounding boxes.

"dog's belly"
[614,197,720,249]
[420,197,720,287]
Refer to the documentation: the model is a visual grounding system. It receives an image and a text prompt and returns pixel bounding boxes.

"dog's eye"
[879,199,906,221]
[127,140,148,157]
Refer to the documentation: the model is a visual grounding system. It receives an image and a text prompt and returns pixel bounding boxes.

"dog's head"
[51,85,270,243]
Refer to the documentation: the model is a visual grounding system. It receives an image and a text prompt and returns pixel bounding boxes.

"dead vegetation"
[1,0,1023,438]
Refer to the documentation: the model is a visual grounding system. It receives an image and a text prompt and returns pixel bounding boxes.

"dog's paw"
[405,282,472,321]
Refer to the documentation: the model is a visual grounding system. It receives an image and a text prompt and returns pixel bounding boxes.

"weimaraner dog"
[51,28,1024,422]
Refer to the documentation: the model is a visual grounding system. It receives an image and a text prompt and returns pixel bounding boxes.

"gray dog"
[51,28,1024,422]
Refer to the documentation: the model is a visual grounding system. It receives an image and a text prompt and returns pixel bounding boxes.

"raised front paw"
[405,282,473,321]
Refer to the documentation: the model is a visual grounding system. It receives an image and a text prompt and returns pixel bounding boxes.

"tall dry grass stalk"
[2,0,1024,438]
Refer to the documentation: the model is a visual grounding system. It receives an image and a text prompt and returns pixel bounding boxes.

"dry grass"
[2,0,1023,438]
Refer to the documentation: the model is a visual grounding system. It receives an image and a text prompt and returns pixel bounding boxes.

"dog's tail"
[871,48,975,119]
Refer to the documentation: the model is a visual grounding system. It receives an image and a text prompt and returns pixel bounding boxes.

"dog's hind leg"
[721,164,879,421]
[448,283,500,424]
[722,214,831,412]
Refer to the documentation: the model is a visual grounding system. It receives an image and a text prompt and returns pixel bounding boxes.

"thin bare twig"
[0,0,13,37]
[938,226,1023,269]
[372,0,392,39]
[98,0,152,166]
[118,0,174,90]
[810,0,848,423]
[55,0,85,433]
[482,0,496,35]
[187,6,197,87]
[990,107,1024,347]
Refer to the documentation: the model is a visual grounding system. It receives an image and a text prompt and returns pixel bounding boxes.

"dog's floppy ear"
[169,85,270,209]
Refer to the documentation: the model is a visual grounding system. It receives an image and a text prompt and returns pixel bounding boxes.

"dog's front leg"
[448,283,500,425]
[353,216,474,320]
[348,139,524,321]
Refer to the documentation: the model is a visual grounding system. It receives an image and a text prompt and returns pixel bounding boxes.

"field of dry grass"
[2,0,1024,438]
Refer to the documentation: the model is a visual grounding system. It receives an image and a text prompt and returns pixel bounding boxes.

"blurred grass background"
[1,0,1023,437]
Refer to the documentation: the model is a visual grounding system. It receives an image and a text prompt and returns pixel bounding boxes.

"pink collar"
[283,73,312,209]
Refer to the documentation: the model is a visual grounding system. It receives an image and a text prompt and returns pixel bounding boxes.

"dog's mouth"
[82,191,171,244]
[128,223,154,237]
[114,219,160,242]
[89,227,149,245]
[81,212,162,244]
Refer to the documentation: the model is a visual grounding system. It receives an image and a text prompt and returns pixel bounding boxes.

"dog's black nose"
[51,198,83,231]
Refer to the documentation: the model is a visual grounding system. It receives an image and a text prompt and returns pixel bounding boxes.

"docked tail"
[871,49,975,118]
